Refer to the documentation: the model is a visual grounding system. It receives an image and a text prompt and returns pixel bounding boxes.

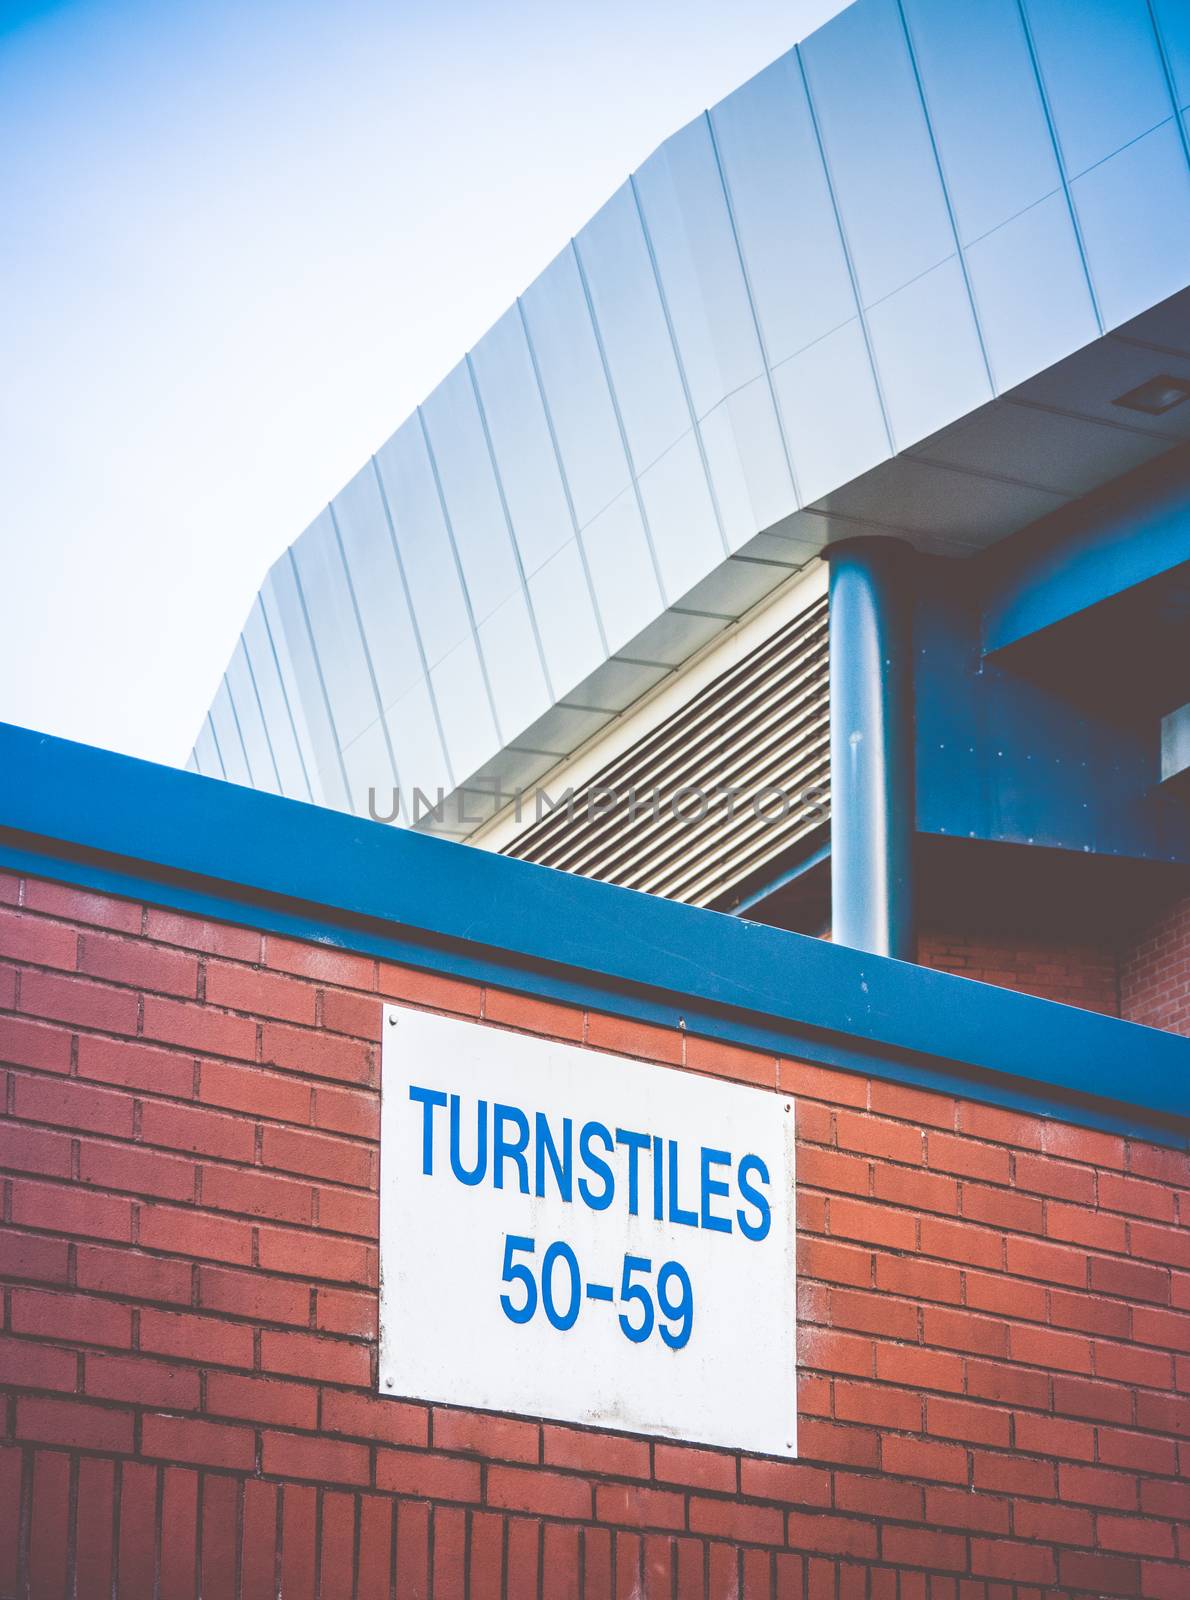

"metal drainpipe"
[826,538,917,961]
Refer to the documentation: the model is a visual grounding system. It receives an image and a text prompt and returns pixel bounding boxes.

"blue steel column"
[826,538,917,960]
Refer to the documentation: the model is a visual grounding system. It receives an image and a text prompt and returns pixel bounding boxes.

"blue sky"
[1,0,845,765]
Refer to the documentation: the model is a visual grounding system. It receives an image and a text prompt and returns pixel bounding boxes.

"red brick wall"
[1120,894,1190,1038]
[919,931,1120,1018]
[1,869,1188,1599]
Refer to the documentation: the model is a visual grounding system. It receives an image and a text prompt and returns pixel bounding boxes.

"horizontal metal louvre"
[503,596,830,906]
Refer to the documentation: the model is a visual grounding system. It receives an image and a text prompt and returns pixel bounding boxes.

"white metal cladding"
[192,0,1190,830]
[502,595,829,908]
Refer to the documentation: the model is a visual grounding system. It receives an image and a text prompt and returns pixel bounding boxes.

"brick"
[17,1393,134,1452]
[829,1197,916,1251]
[12,1072,134,1137]
[1055,1286,1132,1337]
[797,1145,871,1196]
[76,1032,195,1096]
[586,1010,683,1064]
[29,1449,71,1599]
[160,1469,199,1600]
[200,1162,312,1225]
[1099,1171,1176,1221]
[140,1307,254,1368]
[1098,1514,1176,1556]
[75,1456,116,1596]
[872,1164,958,1213]
[778,1058,868,1108]
[1010,1323,1093,1373]
[75,1242,193,1304]
[837,1287,921,1341]
[0,1334,77,1390]
[1013,1497,1093,1544]
[740,1459,832,1508]
[972,1450,1053,1497]
[881,1526,966,1570]
[1005,1234,1088,1287]
[596,1483,686,1532]
[963,1268,1047,1323]
[881,1436,967,1484]
[926,1397,1010,1447]
[0,1014,72,1073]
[117,1460,158,1596]
[875,1344,965,1394]
[78,931,198,997]
[85,1352,200,1410]
[960,1183,1043,1235]
[1059,1463,1139,1509]
[969,1539,1056,1585]
[919,1216,1001,1269]
[205,1372,317,1428]
[241,1480,280,1600]
[434,1407,540,1463]
[1042,1121,1126,1169]
[140,1098,256,1161]
[922,1306,1007,1358]
[835,1382,921,1432]
[1127,1143,1190,1185]
[793,1419,877,1469]
[922,1486,1009,1534]
[1051,1374,1132,1423]
[205,959,317,1023]
[19,968,139,1034]
[262,1428,370,1485]
[0,907,78,969]
[260,1328,370,1385]
[322,1387,427,1448]
[1057,1549,1142,1593]
[1013,1152,1095,1203]
[199,1472,238,1600]
[786,1511,878,1559]
[201,1262,311,1327]
[684,1032,777,1087]
[0,1119,72,1177]
[146,906,260,960]
[310,1082,378,1139]
[835,1111,923,1165]
[690,1496,784,1545]
[653,1442,736,1492]
[314,1184,378,1237]
[11,1178,132,1241]
[503,1515,538,1600]
[1133,1303,1190,1352]
[955,1104,1044,1150]
[267,935,374,988]
[79,1138,197,1201]
[1130,1221,1190,1269]
[261,1123,370,1187]
[1012,1409,1094,1461]
[1047,1201,1128,1252]
[798,1326,873,1377]
[869,1080,956,1129]
[198,1057,312,1122]
[319,986,381,1039]
[0,1228,70,1285]
[314,1285,376,1337]
[358,1497,396,1600]
[1094,1338,1173,1388]
[873,1252,962,1305]
[801,1238,873,1288]
[926,1132,1011,1183]
[256,1225,373,1284]
[537,1425,646,1479]
[25,880,141,932]
[143,1411,255,1470]
[487,1464,592,1520]
[261,1021,372,1083]
[139,1203,253,1265]
[143,995,257,1059]
[376,1447,481,1502]
[434,1504,468,1599]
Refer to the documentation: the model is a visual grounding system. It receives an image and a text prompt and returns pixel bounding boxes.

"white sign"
[378,1005,797,1456]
